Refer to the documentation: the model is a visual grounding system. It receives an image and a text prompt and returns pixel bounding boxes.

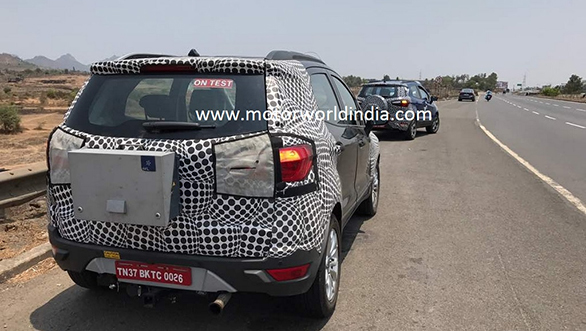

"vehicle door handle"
[358,139,366,147]
[334,141,345,154]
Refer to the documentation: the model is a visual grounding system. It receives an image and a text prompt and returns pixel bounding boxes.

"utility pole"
[523,73,527,89]
[419,70,422,80]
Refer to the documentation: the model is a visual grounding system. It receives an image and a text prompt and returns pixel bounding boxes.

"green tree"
[486,72,498,90]
[0,105,22,133]
[541,86,560,97]
[563,74,584,94]
[342,75,364,88]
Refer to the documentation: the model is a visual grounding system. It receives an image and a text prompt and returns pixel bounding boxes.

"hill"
[0,53,38,71]
[26,53,89,72]
[100,55,120,62]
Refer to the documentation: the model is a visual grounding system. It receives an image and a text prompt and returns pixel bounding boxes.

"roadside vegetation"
[0,105,22,133]
[0,72,86,113]
[343,72,499,98]
[539,74,585,99]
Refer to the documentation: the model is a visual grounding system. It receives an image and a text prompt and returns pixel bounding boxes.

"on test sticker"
[193,78,234,89]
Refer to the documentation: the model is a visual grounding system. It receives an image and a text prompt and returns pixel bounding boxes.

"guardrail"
[0,162,47,214]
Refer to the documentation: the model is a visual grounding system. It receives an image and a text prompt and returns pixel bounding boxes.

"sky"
[2,0,585,87]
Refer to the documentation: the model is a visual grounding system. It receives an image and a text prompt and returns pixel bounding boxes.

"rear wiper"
[143,121,216,133]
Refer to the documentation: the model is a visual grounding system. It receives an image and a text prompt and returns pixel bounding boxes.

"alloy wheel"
[324,228,339,302]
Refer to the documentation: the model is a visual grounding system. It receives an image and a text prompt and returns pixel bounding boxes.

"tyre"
[358,161,379,216]
[458,98,462,101]
[471,98,475,102]
[426,114,440,134]
[67,270,100,290]
[403,120,417,140]
[298,215,341,318]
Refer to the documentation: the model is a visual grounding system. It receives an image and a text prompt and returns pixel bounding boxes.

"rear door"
[408,83,428,126]
[309,71,359,222]
[416,86,436,126]
[331,76,371,211]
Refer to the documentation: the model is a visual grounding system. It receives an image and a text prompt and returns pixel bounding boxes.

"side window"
[408,84,421,99]
[418,87,429,100]
[309,74,338,113]
[332,77,358,125]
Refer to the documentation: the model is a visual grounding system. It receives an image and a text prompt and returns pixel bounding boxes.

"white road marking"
[563,106,571,109]
[546,103,551,105]
[553,104,560,107]
[577,109,586,112]
[523,108,529,111]
[532,111,540,115]
[545,115,556,120]
[517,106,522,109]
[566,122,586,129]
[475,106,586,217]
[539,102,544,104]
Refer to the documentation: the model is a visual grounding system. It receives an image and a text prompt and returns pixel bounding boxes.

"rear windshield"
[461,89,474,93]
[359,85,401,98]
[65,73,267,139]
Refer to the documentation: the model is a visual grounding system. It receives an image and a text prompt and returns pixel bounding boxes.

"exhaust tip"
[208,293,231,315]
[209,301,224,315]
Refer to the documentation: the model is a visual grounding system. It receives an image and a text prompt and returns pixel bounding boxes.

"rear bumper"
[459,95,475,100]
[373,120,409,131]
[48,225,321,296]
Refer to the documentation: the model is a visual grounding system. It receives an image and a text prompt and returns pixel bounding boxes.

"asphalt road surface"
[478,94,586,204]
[2,100,586,330]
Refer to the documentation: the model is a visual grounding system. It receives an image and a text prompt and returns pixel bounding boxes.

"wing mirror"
[365,120,374,135]
[430,96,439,102]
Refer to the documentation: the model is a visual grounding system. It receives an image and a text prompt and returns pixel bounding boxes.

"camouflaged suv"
[47,50,380,317]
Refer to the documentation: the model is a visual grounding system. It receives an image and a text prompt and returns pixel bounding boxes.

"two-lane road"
[477,95,586,204]
[2,100,586,330]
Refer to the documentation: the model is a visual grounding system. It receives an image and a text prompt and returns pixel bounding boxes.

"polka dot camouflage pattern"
[48,57,379,259]
[264,60,344,257]
[90,57,264,76]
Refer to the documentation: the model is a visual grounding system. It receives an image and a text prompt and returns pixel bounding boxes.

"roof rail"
[116,53,174,61]
[265,50,325,64]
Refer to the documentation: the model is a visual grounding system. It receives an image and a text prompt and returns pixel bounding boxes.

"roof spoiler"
[265,50,325,64]
[116,53,175,61]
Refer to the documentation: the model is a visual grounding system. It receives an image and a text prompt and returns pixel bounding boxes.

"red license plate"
[115,261,192,286]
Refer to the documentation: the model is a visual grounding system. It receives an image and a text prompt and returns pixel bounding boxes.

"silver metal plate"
[69,149,177,227]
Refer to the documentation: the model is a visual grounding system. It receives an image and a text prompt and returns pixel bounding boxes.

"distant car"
[458,88,476,102]
[357,80,439,140]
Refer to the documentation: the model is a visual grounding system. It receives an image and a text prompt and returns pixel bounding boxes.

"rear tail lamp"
[266,264,311,281]
[48,129,85,184]
[391,99,410,107]
[214,134,274,198]
[279,145,313,182]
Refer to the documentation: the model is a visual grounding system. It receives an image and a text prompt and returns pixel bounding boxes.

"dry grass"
[0,112,64,168]
[6,258,57,284]
[0,197,49,262]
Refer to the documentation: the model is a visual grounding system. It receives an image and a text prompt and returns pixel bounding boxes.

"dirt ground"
[6,257,57,284]
[0,74,88,270]
[0,197,49,262]
[0,115,60,263]
[0,110,65,169]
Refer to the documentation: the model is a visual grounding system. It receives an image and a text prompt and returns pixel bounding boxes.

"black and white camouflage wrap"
[48,57,379,259]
